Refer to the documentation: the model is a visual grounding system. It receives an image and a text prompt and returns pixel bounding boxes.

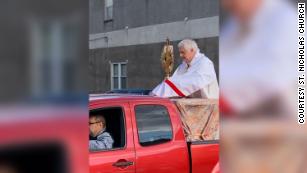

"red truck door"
[89,102,136,173]
[130,101,190,173]
[190,141,219,173]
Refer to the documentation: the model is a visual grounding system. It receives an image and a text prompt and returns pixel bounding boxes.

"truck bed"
[172,98,219,173]
[172,98,219,141]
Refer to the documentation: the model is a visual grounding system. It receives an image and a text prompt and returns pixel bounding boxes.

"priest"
[151,39,219,99]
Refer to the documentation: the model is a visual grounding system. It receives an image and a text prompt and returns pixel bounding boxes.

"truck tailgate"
[190,141,219,173]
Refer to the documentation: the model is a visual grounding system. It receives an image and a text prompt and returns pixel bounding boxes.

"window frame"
[134,104,174,147]
[89,106,127,153]
[104,0,113,21]
[110,61,128,90]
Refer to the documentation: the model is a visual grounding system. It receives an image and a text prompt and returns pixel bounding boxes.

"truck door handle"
[112,159,134,168]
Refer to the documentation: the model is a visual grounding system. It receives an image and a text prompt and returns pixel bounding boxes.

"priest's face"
[179,47,196,64]
[221,0,262,23]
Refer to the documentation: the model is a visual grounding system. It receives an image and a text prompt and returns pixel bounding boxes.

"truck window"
[135,105,173,146]
[89,107,126,152]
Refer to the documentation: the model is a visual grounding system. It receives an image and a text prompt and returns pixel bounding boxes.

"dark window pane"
[106,7,113,19]
[90,107,126,152]
[104,0,113,20]
[113,77,118,89]
[105,0,113,7]
[121,64,126,77]
[121,77,126,89]
[42,59,51,92]
[113,64,118,76]
[135,105,173,146]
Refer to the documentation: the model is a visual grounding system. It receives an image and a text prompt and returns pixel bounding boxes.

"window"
[111,62,127,90]
[104,0,113,21]
[89,107,126,152]
[135,105,173,146]
[30,18,80,98]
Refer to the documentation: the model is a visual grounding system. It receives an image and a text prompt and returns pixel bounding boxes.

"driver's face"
[89,117,104,137]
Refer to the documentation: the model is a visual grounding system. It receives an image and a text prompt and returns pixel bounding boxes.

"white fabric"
[152,51,219,98]
[220,0,297,113]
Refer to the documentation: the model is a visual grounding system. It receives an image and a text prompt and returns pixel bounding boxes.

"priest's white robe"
[152,51,219,98]
[220,0,297,113]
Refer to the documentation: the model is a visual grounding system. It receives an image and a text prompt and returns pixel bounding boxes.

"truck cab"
[89,94,219,173]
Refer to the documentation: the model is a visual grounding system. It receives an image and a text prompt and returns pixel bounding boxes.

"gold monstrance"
[161,38,174,79]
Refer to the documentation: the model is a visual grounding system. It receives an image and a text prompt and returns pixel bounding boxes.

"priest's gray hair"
[178,39,199,52]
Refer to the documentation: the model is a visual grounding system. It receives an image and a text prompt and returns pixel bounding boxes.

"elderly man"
[89,115,114,151]
[220,0,297,115]
[151,39,219,98]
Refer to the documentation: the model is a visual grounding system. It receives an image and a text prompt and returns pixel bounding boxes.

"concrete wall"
[89,16,219,49]
[90,0,219,34]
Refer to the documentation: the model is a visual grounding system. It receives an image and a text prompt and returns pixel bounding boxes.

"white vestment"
[152,51,219,98]
[220,0,297,113]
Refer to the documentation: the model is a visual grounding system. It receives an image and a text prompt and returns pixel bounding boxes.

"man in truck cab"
[89,114,114,151]
[151,39,219,99]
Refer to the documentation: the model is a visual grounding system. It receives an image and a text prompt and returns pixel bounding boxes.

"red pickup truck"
[89,94,219,173]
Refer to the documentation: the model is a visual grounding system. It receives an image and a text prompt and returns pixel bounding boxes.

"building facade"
[89,0,219,93]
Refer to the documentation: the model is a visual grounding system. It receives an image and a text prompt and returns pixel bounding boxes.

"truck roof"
[89,93,170,102]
